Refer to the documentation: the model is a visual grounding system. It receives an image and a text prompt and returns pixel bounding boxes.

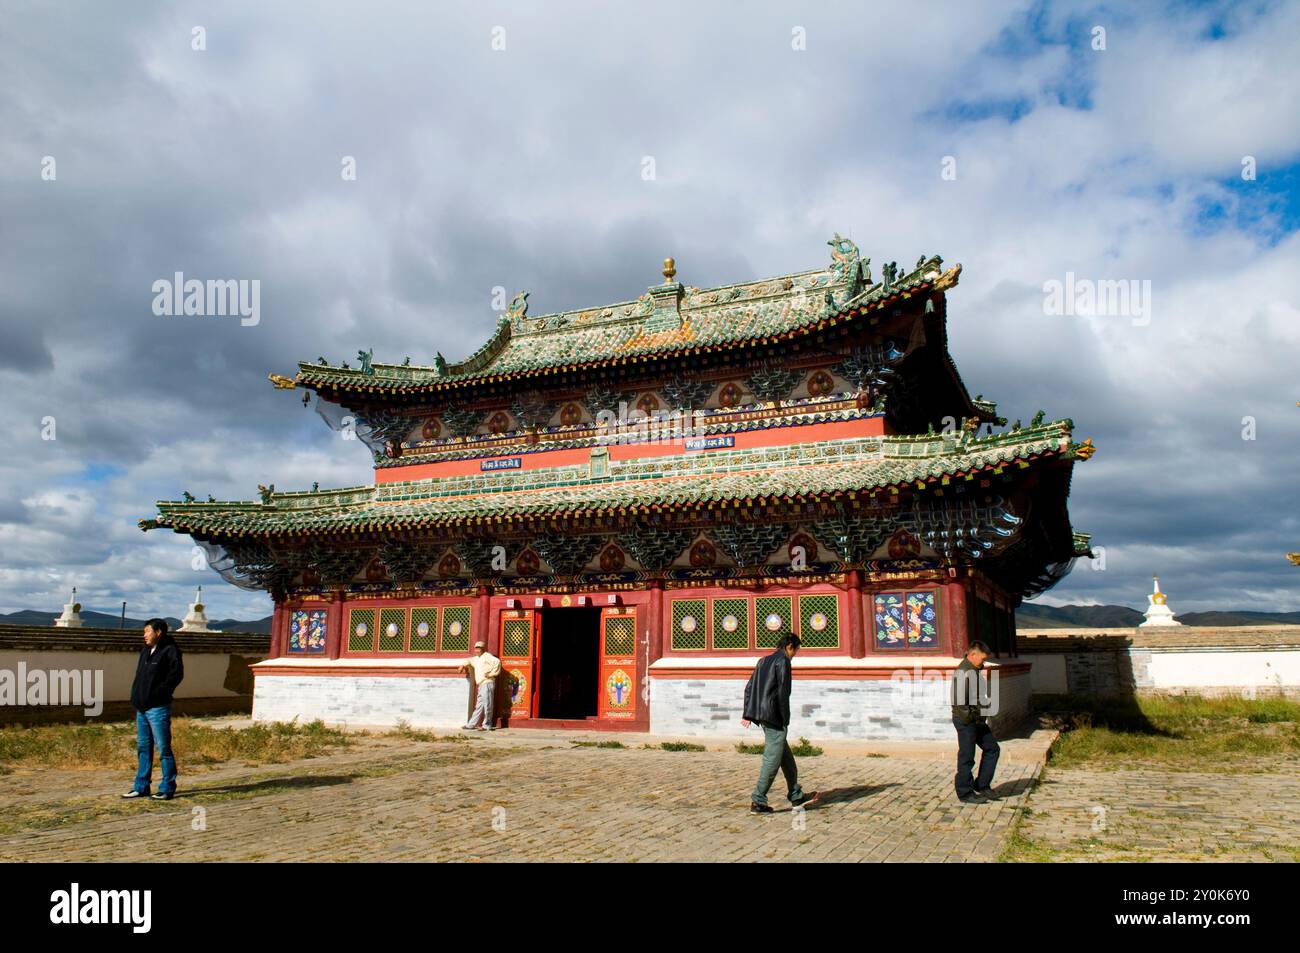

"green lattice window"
[378,608,406,652]
[670,599,707,651]
[502,617,532,658]
[711,598,750,650]
[410,607,439,652]
[442,605,472,653]
[798,593,841,649]
[604,615,636,656]
[755,596,793,648]
[347,608,376,652]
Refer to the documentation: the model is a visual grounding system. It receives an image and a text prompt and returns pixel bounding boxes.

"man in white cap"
[459,640,501,730]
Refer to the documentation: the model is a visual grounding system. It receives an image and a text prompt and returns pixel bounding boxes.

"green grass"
[1036,694,1300,770]
[735,737,823,756]
[571,740,626,749]
[0,718,352,774]
[653,741,706,752]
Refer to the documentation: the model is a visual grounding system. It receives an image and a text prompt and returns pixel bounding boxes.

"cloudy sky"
[2,0,1298,621]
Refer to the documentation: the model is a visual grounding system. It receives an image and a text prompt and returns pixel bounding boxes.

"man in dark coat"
[952,640,1000,803]
[741,634,818,815]
[122,618,184,800]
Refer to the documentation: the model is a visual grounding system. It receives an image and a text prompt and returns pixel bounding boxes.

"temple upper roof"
[287,238,959,397]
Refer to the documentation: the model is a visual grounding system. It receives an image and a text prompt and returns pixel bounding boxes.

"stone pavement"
[0,726,1051,862]
[1012,761,1300,862]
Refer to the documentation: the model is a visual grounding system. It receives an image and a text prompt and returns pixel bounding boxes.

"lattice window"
[502,617,532,658]
[798,594,841,649]
[711,598,750,650]
[347,608,376,652]
[442,605,472,653]
[410,607,439,652]
[670,599,707,651]
[755,596,793,648]
[604,615,637,656]
[378,608,406,652]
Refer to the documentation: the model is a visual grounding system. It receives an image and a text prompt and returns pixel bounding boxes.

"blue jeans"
[953,716,999,796]
[134,706,177,795]
[750,724,804,807]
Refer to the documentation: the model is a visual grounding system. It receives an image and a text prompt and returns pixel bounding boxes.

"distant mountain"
[1017,604,1300,629]
[1016,604,1144,628]
[0,609,272,633]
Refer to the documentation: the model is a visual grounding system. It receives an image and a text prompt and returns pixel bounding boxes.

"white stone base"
[253,675,471,728]
[649,672,1030,740]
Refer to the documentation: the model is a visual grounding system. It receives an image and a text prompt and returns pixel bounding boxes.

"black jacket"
[743,650,792,730]
[950,657,985,725]
[130,634,185,711]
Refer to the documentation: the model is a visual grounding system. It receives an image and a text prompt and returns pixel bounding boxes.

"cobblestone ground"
[0,732,1044,862]
[1012,762,1300,862]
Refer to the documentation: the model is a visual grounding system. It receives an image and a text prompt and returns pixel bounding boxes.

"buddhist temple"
[141,235,1094,738]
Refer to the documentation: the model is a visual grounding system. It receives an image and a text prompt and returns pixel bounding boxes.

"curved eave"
[292,270,955,401]
[144,442,1067,543]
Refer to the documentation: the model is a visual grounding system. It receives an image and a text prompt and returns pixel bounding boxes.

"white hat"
[474,640,486,648]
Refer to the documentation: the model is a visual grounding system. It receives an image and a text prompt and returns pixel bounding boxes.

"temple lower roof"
[143,420,1089,539]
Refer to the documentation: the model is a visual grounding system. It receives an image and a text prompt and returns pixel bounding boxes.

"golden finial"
[662,257,676,283]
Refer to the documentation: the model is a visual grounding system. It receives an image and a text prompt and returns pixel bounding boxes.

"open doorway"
[537,607,600,719]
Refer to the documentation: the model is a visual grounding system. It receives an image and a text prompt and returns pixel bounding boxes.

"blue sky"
[1,0,1298,620]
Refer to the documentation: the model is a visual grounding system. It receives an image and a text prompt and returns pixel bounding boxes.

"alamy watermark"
[152,272,260,326]
[1043,272,1151,326]
[0,664,103,716]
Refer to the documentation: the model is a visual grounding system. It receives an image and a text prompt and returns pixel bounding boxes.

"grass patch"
[0,717,352,773]
[735,737,823,756]
[570,740,626,749]
[654,741,706,752]
[1036,694,1300,770]
[385,722,471,743]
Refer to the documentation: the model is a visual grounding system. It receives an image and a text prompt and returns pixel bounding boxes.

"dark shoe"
[149,792,173,801]
[790,791,819,809]
[749,802,774,815]
[121,790,147,799]
[957,792,983,804]
[973,787,1001,801]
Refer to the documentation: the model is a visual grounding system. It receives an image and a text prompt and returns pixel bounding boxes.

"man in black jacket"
[952,640,1000,803]
[122,618,184,800]
[741,634,817,815]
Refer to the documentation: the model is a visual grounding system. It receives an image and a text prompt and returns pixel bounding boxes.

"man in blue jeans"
[741,634,818,815]
[952,640,1000,803]
[122,618,184,801]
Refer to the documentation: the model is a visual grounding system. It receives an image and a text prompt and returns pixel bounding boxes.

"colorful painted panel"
[347,608,376,653]
[287,609,327,654]
[905,592,938,646]
[874,590,939,649]
[599,608,637,721]
[378,608,406,652]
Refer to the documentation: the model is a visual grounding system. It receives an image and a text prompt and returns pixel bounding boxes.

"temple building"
[142,235,1094,739]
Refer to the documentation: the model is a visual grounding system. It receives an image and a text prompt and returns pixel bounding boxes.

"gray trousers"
[751,724,804,806]
[466,678,496,728]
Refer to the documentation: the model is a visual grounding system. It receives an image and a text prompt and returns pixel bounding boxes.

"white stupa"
[1139,576,1182,627]
[177,585,214,633]
[53,587,84,628]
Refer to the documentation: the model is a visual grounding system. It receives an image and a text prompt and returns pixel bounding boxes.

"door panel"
[598,607,638,720]
[499,609,539,718]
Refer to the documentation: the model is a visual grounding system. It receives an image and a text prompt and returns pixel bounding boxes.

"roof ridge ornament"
[643,256,684,331]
